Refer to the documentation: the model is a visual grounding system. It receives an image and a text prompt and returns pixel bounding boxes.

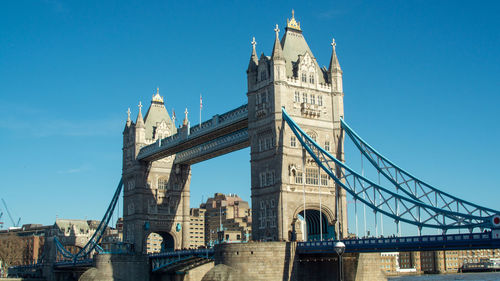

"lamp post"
[333,241,346,281]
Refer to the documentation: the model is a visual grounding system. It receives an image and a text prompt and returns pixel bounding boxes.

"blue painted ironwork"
[298,232,500,254]
[138,104,248,161]
[173,129,249,164]
[54,178,123,262]
[340,119,500,226]
[149,248,214,272]
[282,108,492,231]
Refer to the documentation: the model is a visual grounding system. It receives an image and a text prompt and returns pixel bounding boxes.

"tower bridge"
[9,11,500,281]
[121,11,347,255]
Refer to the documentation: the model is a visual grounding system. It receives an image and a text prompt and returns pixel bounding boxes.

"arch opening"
[298,209,335,241]
[146,231,175,253]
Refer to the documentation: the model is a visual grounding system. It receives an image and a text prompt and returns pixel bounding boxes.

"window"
[260,173,266,187]
[325,141,330,151]
[302,93,308,103]
[294,91,300,102]
[158,177,168,190]
[267,172,273,186]
[306,168,319,185]
[271,199,275,208]
[309,74,315,84]
[301,73,307,82]
[265,138,271,150]
[256,93,261,105]
[258,139,262,152]
[295,171,303,184]
[261,71,267,81]
[321,174,329,186]
[310,94,315,105]
[318,95,323,106]
[290,136,296,147]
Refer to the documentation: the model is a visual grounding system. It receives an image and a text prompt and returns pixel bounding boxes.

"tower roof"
[271,25,284,61]
[280,12,326,83]
[247,37,259,72]
[143,88,177,140]
[328,38,342,73]
[136,101,145,128]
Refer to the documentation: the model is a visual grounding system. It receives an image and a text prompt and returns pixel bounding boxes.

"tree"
[0,233,24,277]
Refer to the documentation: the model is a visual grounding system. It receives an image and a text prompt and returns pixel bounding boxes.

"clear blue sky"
[1,1,499,236]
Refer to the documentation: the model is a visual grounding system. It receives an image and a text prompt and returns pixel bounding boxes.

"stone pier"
[201,242,386,281]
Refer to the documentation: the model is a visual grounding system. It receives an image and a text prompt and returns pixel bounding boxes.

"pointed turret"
[123,107,132,132]
[182,108,189,127]
[328,38,343,93]
[271,25,284,61]
[136,101,145,128]
[280,10,327,84]
[247,37,259,72]
[135,101,146,145]
[247,37,259,91]
[143,87,177,140]
[328,38,342,74]
[271,24,286,82]
[126,108,132,127]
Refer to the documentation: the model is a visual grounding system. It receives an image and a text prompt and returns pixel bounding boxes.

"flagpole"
[199,94,202,128]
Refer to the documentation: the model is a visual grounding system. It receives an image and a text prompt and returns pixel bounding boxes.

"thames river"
[388,272,500,281]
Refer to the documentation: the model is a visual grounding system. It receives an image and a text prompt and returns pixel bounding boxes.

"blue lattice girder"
[282,108,494,231]
[340,118,499,224]
[54,178,123,262]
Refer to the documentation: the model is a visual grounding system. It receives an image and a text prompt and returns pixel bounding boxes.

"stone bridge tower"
[247,12,348,241]
[122,89,191,253]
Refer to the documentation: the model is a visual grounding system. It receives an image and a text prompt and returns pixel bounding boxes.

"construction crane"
[1,198,21,228]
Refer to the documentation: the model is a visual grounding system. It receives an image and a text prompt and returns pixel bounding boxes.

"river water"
[388,272,500,281]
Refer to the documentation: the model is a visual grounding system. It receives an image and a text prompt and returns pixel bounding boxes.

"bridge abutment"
[201,242,386,281]
[79,254,149,281]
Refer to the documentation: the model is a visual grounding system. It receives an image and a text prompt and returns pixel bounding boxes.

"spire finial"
[251,37,257,49]
[331,38,336,48]
[183,107,189,127]
[287,9,301,31]
[152,87,164,103]
[136,101,145,126]
[127,108,131,121]
[274,24,280,39]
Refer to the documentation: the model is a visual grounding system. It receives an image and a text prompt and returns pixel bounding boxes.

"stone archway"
[297,209,335,241]
[145,231,175,253]
[291,205,336,241]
